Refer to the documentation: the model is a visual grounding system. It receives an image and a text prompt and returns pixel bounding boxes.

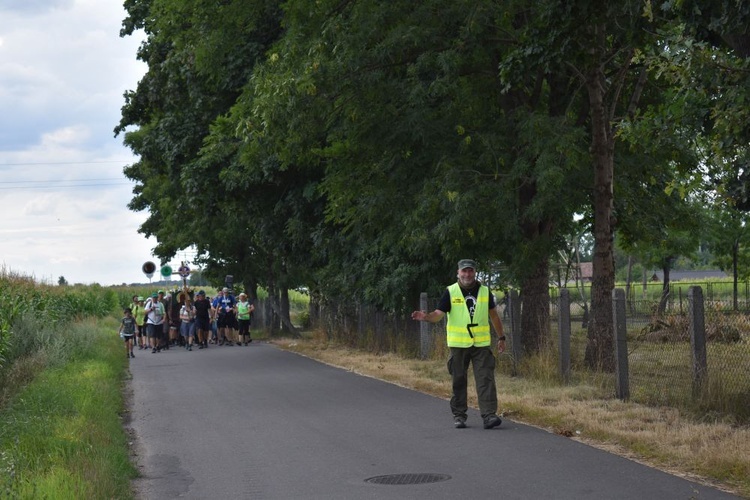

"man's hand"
[410,310,428,321]
[497,338,506,353]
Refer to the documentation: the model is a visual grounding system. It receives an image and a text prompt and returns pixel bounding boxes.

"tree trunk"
[584,53,616,372]
[626,255,634,314]
[309,289,322,327]
[520,257,551,354]
[574,238,590,328]
[242,275,259,302]
[657,258,672,315]
[733,239,739,311]
[265,280,280,333]
[269,289,300,337]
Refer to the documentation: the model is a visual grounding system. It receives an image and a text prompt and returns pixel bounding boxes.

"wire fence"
[622,302,749,417]
[308,288,750,423]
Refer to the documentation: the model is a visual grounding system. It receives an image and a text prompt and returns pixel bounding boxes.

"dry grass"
[274,335,750,498]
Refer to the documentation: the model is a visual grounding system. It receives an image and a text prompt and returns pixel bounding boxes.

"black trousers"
[448,346,498,419]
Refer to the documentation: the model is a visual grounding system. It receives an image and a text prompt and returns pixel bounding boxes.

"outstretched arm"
[411,309,446,323]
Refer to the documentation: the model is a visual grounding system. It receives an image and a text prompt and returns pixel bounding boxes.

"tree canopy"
[117,1,750,357]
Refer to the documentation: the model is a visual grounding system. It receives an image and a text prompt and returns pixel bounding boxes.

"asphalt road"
[126,341,740,500]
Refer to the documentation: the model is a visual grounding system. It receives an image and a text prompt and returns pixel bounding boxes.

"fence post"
[509,289,522,375]
[688,286,708,396]
[558,288,571,383]
[612,288,630,400]
[419,292,430,360]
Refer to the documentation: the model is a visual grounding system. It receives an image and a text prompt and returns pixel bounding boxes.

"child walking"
[119,308,137,359]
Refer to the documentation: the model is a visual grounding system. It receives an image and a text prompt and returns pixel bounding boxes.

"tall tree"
[495,1,661,369]
[116,1,290,313]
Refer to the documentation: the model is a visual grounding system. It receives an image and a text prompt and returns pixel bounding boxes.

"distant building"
[576,262,593,282]
[649,270,728,282]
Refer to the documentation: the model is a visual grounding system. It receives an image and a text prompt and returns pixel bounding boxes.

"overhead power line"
[0,177,125,184]
[0,182,132,191]
[0,160,133,167]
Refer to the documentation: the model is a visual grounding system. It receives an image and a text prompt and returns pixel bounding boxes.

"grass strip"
[0,321,136,499]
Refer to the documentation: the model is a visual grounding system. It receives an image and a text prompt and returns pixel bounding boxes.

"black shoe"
[198,345,204,349]
[244,342,248,346]
[454,417,467,429]
[152,348,157,353]
[483,415,502,429]
[130,352,135,358]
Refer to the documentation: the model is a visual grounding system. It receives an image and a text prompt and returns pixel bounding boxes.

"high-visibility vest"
[446,283,490,347]
[237,301,251,320]
[132,304,144,325]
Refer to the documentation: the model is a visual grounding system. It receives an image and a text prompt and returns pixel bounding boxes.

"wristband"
[498,336,506,341]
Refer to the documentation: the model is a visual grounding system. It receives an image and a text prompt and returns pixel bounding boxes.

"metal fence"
[310,300,425,357]
[548,287,749,422]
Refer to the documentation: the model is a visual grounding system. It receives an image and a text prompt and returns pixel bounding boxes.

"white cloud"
[0,0,170,286]
[41,125,92,148]
[0,0,146,151]
[23,193,59,216]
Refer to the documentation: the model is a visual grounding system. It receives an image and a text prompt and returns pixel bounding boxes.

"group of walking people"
[119,287,255,358]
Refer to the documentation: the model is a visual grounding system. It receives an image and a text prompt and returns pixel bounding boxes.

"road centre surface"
[127,343,739,499]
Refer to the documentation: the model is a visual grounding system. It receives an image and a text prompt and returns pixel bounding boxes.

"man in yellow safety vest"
[412,259,506,429]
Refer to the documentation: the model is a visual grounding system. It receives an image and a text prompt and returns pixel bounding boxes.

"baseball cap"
[157,290,164,294]
[457,259,477,270]
[151,293,158,298]
[197,290,205,296]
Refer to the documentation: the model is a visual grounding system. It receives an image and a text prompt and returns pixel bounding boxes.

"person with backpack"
[179,297,197,351]
[144,292,166,353]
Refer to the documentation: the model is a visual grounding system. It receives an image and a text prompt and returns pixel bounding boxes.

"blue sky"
[0,1,191,285]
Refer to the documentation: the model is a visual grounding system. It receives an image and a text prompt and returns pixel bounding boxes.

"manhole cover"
[364,473,451,486]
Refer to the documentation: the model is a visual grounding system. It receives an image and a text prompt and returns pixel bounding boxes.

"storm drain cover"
[364,473,451,486]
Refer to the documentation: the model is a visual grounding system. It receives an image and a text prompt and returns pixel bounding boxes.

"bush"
[0,268,117,381]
